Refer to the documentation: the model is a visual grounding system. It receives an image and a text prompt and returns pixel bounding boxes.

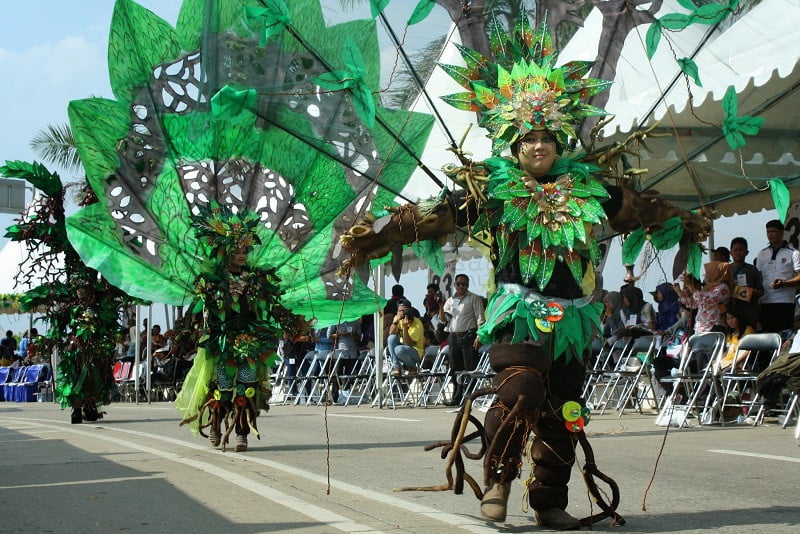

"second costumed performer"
[175,203,299,452]
[340,18,710,530]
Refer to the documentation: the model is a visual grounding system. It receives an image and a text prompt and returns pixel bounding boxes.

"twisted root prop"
[396,386,495,497]
[577,430,626,527]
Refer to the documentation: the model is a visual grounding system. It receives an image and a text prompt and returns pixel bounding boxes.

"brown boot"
[208,428,221,448]
[480,481,511,522]
[234,433,248,452]
[535,508,581,530]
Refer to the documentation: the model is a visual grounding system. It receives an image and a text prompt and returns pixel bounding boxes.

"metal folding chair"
[719,332,782,425]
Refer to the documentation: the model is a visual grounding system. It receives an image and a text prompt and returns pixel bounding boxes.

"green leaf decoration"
[408,0,437,25]
[534,250,556,291]
[244,0,292,45]
[313,38,376,127]
[370,0,390,18]
[693,3,729,24]
[677,0,698,10]
[687,242,703,279]
[722,86,765,150]
[409,240,445,276]
[660,13,693,30]
[646,20,663,59]
[210,85,258,118]
[770,178,791,224]
[621,228,647,265]
[677,57,702,87]
[649,216,684,250]
[500,199,528,230]
[496,232,518,271]
[518,244,541,283]
[108,0,181,103]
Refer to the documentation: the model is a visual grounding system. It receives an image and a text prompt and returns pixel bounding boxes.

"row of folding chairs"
[0,365,51,402]
[271,349,377,407]
[654,332,788,428]
[584,330,659,416]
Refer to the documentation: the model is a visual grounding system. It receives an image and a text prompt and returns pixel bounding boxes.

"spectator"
[679,261,732,334]
[652,305,692,393]
[713,246,731,263]
[382,284,405,341]
[439,274,485,405]
[423,283,442,319]
[729,237,763,328]
[619,286,655,330]
[652,282,681,332]
[0,330,17,363]
[717,304,757,372]
[601,291,624,339]
[327,319,362,403]
[755,219,800,334]
[387,299,423,377]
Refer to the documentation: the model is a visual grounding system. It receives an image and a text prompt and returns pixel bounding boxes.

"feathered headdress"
[439,15,611,153]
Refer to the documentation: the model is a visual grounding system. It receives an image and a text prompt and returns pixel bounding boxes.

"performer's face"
[228,247,249,270]
[517,131,557,178]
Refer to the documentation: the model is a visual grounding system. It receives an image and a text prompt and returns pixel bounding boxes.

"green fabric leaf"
[244,1,292,45]
[500,200,528,230]
[687,242,703,279]
[677,57,702,87]
[649,216,684,250]
[409,240,445,276]
[722,86,765,150]
[621,228,647,265]
[677,0,697,9]
[518,245,541,282]
[534,251,556,290]
[108,0,181,103]
[210,85,258,118]
[660,13,693,30]
[722,85,738,117]
[408,0,437,25]
[370,0,390,18]
[496,233,518,271]
[646,20,662,59]
[770,179,791,224]
[693,3,729,24]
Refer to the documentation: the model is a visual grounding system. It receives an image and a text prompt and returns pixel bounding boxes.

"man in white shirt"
[439,274,485,405]
[755,220,800,334]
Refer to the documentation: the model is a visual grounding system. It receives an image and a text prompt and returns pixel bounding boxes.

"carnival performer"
[175,203,298,452]
[58,274,121,424]
[340,18,711,530]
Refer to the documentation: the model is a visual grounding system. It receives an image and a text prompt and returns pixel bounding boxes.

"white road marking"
[0,475,164,490]
[1,416,498,533]
[0,418,383,533]
[709,449,800,463]
[325,413,420,422]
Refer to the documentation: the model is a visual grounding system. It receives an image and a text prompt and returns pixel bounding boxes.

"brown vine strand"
[642,401,674,512]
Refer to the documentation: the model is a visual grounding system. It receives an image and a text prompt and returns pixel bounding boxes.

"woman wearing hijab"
[653,282,681,332]
[619,285,655,330]
[678,261,732,334]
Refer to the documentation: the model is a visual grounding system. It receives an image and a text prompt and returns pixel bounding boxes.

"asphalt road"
[1,401,798,533]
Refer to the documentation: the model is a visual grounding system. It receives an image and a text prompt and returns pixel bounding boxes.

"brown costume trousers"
[483,342,586,512]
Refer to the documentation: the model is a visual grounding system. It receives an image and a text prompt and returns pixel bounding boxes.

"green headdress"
[439,15,611,153]
[190,201,262,262]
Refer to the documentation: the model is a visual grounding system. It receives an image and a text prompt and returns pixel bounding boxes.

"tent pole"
[146,305,152,404]
[374,263,385,409]
[134,305,140,405]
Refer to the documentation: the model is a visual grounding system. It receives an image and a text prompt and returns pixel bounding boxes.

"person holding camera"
[387,299,424,377]
[439,274,485,405]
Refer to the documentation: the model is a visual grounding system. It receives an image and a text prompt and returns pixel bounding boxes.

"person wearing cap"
[387,299,424,377]
[755,220,800,334]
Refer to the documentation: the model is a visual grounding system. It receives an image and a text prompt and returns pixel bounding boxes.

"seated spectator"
[652,306,693,393]
[652,282,681,332]
[717,305,757,372]
[387,299,423,377]
[619,286,655,331]
[0,330,17,364]
[421,329,440,370]
[756,328,800,415]
[713,246,731,263]
[602,291,624,340]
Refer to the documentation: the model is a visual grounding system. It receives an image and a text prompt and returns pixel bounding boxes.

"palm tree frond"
[29,123,83,174]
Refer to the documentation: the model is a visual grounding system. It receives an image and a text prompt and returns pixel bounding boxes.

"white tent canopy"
[565,0,800,216]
